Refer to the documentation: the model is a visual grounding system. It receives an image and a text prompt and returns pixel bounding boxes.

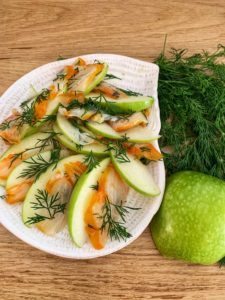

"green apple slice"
[69,63,108,95]
[6,149,70,196]
[23,154,86,233]
[86,121,121,139]
[56,113,94,145]
[53,124,108,157]
[123,126,160,143]
[68,157,110,247]
[110,152,160,197]
[0,132,55,187]
[6,151,52,190]
[85,121,159,144]
[20,94,62,138]
[5,150,67,204]
[87,92,154,114]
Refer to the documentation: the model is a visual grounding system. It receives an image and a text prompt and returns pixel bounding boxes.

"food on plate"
[0,57,161,249]
[23,155,87,235]
[5,149,69,204]
[0,132,58,186]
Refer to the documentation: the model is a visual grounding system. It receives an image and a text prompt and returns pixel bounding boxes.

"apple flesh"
[151,171,225,265]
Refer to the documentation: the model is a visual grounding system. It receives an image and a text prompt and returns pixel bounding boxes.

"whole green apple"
[151,171,225,265]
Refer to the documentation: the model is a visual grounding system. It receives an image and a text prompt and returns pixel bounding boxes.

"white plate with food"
[0,54,165,259]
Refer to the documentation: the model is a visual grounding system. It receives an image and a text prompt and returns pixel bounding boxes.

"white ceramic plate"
[0,54,165,259]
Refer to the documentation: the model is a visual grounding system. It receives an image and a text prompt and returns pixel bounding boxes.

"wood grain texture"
[0,0,225,299]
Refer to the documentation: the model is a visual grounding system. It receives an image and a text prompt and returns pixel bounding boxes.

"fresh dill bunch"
[25,189,66,225]
[98,197,141,241]
[155,44,225,179]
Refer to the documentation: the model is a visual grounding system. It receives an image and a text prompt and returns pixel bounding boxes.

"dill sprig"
[57,55,67,61]
[107,135,130,163]
[9,132,61,166]
[0,118,19,131]
[18,149,61,181]
[90,181,99,191]
[105,74,121,80]
[64,94,133,118]
[0,194,6,200]
[83,151,100,172]
[155,44,225,179]
[25,189,66,225]
[98,197,141,241]
[118,88,143,97]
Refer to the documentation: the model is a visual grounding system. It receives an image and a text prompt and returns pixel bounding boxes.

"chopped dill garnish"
[75,143,84,151]
[53,71,66,81]
[36,114,56,124]
[90,181,99,191]
[0,118,18,131]
[140,157,151,165]
[118,88,143,97]
[155,44,225,179]
[140,146,150,152]
[25,189,66,225]
[63,94,133,118]
[9,132,61,167]
[105,74,121,80]
[97,197,141,241]
[0,194,6,200]
[18,148,61,181]
[94,59,104,64]
[107,135,130,163]
[83,151,100,172]
[57,55,67,61]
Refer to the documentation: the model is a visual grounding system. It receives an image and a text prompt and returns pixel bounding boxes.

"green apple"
[151,171,225,265]
[110,152,160,197]
[87,92,154,114]
[53,124,108,157]
[86,121,121,139]
[0,132,55,187]
[68,158,110,247]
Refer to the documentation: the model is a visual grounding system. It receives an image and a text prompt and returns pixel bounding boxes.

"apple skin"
[151,171,225,265]
[110,152,160,197]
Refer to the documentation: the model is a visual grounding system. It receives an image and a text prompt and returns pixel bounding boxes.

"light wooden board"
[0,0,225,299]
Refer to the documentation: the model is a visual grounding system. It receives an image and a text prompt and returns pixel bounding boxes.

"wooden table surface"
[1,1,225,299]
